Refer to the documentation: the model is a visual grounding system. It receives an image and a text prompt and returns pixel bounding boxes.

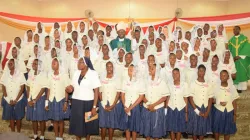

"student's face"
[106,26,112,35]
[8,59,15,71]
[80,22,85,31]
[181,42,188,51]
[98,36,104,45]
[34,34,39,43]
[195,39,201,47]
[190,56,198,67]
[97,31,104,37]
[197,28,203,37]
[169,55,176,65]
[203,24,210,32]
[32,60,38,71]
[172,70,180,81]
[220,71,229,83]
[158,27,162,34]
[233,26,240,36]
[67,22,73,31]
[54,22,60,29]
[160,34,166,41]
[149,65,156,76]
[125,53,133,64]
[139,45,145,55]
[185,32,191,40]
[155,38,162,49]
[224,51,231,62]
[34,46,38,55]
[14,38,21,46]
[82,36,88,45]
[210,40,217,51]
[85,49,90,58]
[51,49,57,58]
[176,50,183,60]
[211,30,217,38]
[93,22,99,31]
[66,39,72,48]
[118,30,126,38]
[169,42,175,52]
[37,22,42,30]
[45,38,50,46]
[52,59,59,71]
[54,30,60,38]
[106,62,113,75]
[88,30,94,38]
[148,33,154,42]
[12,48,18,58]
[78,58,86,70]
[149,26,154,33]
[118,49,125,59]
[198,67,206,78]
[73,46,78,54]
[163,27,169,37]
[147,56,155,66]
[72,32,78,40]
[203,48,210,58]
[27,31,33,38]
[218,25,224,33]
[211,56,219,67]
[128,66,134,77]
[102,45,109,55]
[142,39,148,47]
[135,32,140,39]
[55,41,60,48]
[178,31,182,39]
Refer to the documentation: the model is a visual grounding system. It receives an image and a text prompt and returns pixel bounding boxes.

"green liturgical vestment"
[110,37,131,52]
[228,34,250,84]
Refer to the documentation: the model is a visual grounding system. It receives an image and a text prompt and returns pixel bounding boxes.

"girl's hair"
[14,37,21,41]
[198,64,206,71]
[27,30,32,33]
[220,70,229,75]
[212,54,219,60]
[190,54,197,59]
[169,53,176,57]
[125,52,133,57]
[106,61,113,67]
[172,68,180,72]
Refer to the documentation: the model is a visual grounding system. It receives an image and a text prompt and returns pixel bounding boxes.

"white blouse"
[27,72,47,101]
[71,69,101,101]
[47,73,70,102]
[214,85,239,112]
[168,82,189,111]
[190,80,214,108]
[0,70,26,103]
[122,79,145,108]
[144,79,169,109]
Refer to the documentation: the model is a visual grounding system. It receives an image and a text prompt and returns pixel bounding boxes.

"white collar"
[119,38,125,41]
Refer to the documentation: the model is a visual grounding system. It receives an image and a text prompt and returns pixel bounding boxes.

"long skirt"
[26,95,48,121]
[212,108,237,135]
[99,101,122,129]
[2,97,26,120]
[165,107,187,133]
[119,105,141,132]
[69,99,99,137]
[48,98,70,121]
[140,107,166,138]
[187,105,212,136]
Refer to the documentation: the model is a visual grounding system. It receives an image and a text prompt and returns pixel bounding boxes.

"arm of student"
[34,88,45,102]
[149,96,167,112]
[27,86,30,99]
[121,92,126,108]
[204,98,213,118]
[108,92,121,111]
[165,96,170,108]
[2,85,7,97]
[233,100,237,123]
[14,85,25,104]
[128,94,144,111]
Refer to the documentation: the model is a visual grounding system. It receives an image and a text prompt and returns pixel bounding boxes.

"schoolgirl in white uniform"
[198,46,211,68]
[134,44,148,80]
[1,59,26,132]
[120,64,145,140]
[188,64,213,140]
[99,61,122,140]
[140,63,169,139]
[45,58,71,140]
[175,49,187,71]
[221,50,236,81]
[69,44,80,80]
[27,45,39,72]
[161,53,178,84]
[154,38,168,68]
[184,54,198,86]
[165,68,189,140]
[207,55,222,87]
[212,70,239,140]
[26,59,48,140]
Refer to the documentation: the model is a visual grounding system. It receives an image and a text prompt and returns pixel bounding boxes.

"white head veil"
[77,21,88,36]
[50,22,62,37]
[216,24,227,37]
[23,29,33,43]
[98,43,114,60]
[144,25,156,38]
[64,21,76,33]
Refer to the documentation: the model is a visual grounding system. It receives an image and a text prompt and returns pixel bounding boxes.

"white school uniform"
[214,85,239,112]
[61,50,73,74]
[160,63,178,84]
[216,35,228,53]
[27,56,38,70]
[40,48,52,74]
[71,70,101,101]
[69,57,79,80]
[47,73,70,102]
[121,79,145,108]
[136,58,148,80]
[99,76,120,107]
[168,82,189,111]
[176,59,187,71]
[198,57,211,68]
[22,41,33,61]
[154,50,167,66]
[27,72,47,101]
[144,78,169,109]
[190,80,214,108]
[221,63,236,76]
[4,58,27,74]
[94,58,114,76]
[0,70,26,103]
[146,44,156,56]
[184,67,197,86]
[115,60,125,91]
[207,66,222,86]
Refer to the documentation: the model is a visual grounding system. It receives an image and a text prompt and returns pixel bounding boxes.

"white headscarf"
[98,43,114,60]
[162,25,173,41]
[50,22,62,37]
[23,29,33,43]
[77,21,88,37]
[144,25,157,39]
